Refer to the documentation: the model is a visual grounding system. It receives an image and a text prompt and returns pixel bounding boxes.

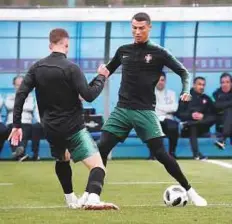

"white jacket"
[155,88,178,121]
[5,93,36,125]
[34,103,40,123]
[0,95,3,123]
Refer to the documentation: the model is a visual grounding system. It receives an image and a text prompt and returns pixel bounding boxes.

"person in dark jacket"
[213,72,232,150]
[98,13,207,207]
[176,77,215,160]
[8,28,118,210]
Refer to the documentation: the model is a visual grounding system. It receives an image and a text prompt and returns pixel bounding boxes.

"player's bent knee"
[97,131,119,159]
[97,140,108,155]
[82,152,106,171]
[154,147,166,156]
[147,138,169,162]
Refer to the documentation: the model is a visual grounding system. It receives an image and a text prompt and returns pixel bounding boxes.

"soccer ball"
[163,185,188,207]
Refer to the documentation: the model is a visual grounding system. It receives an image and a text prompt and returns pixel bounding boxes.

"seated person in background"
[213,72,232,150]
[0,94,7,154]
[153,72,179,159]
[5,75,41,161]
[176,77,215,160]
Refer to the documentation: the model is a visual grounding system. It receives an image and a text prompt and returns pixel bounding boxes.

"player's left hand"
[97,64,110,78]
[194,112,204,120]
[8,128,23,146]
[180,93,191,102]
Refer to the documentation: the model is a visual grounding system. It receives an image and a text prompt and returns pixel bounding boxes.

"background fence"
[1,6,232,158]
[2,0,232,7]
[1,20,232,114]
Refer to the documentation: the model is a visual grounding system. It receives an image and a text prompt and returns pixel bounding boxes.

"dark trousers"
[31,123,45,156]
[19,123,44,156]
[182,117,215,157]
[0,123,8,152]
[216,108,232,142]
[161,119,179,155]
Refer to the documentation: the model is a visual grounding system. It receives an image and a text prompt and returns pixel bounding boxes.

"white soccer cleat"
[187,188,207,207]
[83,193,119,211]
[65,192,81,209]
[67,202,80,209]
[78,192,89,208]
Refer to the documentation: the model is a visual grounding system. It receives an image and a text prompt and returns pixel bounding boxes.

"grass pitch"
[0,160,232,224]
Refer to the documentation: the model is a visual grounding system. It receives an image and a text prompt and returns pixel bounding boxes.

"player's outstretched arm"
[71,64,108,103]
[105,47,122,76]
[162,48,191,101]
[9,65,36,146]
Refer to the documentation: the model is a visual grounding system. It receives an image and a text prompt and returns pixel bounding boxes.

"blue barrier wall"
[1,137,232,159]
[1,21,232,159]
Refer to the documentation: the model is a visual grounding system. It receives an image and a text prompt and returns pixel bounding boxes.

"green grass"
[0,160,232,224]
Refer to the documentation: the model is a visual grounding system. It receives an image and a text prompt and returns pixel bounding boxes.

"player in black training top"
[8,28,118,210]
[98,12,207,206]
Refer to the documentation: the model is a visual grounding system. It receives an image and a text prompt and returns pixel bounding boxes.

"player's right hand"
[192,112,204,120]
[8,128,23,146]
[180,93,191,102]
[98,64,110,78]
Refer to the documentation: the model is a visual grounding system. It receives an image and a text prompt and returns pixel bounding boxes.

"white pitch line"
[124,203,232,208]
[0,203,232,210]
[0,205,65,210]
[107,181,202,185]
[204,160,232,169]
[0,183,13,186]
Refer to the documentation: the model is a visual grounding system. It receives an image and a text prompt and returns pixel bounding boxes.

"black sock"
[86,167,105,195]
[147,138,191,191]
[85,181,90,193]
[55,161,73,194]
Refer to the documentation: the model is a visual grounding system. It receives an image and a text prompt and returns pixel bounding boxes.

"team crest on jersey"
[202,99,207,104]
[145,54,152,63]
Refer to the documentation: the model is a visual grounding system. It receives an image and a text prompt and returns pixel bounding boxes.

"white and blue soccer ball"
[163,185,188,207]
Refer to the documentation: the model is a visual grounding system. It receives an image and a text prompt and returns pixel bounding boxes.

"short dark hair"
[220,72,232,82]
[132,12,151,25]
[194,76,205,84]
[49,28,69,44]
[13,75,24,85]
[160,71,166,79]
